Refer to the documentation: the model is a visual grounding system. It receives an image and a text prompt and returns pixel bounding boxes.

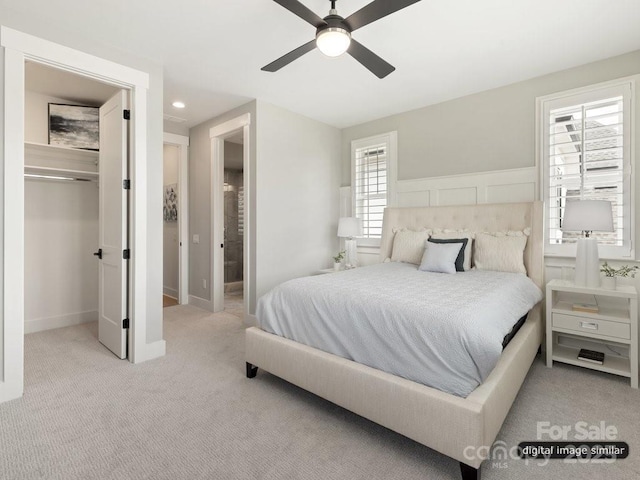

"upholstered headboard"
[379,202,544,288]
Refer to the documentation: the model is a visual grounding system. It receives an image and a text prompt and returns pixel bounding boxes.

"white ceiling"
[25,62,119,105]
[9,0,640,130]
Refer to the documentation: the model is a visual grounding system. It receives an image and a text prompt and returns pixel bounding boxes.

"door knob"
[93,248,103,259]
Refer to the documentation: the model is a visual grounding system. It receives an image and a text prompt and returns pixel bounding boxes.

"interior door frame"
[163,133,189,305]
[0,26,152,403]
[210,114,251,315]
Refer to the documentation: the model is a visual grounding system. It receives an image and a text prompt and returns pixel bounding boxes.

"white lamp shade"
[562,200,614,233]
[316,28,351,57]
[337,217,363,238]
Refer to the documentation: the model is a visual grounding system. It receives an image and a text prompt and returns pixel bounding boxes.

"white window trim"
[537,75,637,260]
[351,131,398,247]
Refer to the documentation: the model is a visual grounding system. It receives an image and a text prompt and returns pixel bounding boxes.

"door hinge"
[122,318,130,329]
[123,179,131,190]
[123,249,131,260]
[123,109,131,120]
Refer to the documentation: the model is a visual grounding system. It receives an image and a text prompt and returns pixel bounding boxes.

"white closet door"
[98,90,129,359]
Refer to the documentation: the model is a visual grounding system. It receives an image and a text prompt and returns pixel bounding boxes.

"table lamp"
[562,199,614,287]
[338,217,363,269]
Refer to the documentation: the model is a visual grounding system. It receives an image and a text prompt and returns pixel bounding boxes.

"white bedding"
[257,262,543,397]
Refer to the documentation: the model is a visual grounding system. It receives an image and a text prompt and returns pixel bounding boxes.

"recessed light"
[172,101,186,109]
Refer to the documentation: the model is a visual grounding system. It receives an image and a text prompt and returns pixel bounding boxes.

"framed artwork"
[164,184,178,222]
[48,103,100,150]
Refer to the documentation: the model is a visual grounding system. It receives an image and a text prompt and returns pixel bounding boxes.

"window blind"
[354,143,387,239]
[548,97,624,246]
[541,79,633,258]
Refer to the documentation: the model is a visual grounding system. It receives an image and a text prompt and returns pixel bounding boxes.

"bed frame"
[245,202,544,480]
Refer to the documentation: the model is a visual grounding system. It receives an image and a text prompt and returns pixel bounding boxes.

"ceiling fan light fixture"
[316,27,351,57]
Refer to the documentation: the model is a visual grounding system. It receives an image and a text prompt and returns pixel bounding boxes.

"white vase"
[333,262,341,272]
[601,276,616,290]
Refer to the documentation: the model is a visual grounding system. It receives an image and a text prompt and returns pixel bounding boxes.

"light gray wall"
[188,102,257,307]
[224,141,243,169]
[188,100,341,314]
[0,8,166,347]
[163,121,189,137]
[341,49,640,183]
[254,100,342,302]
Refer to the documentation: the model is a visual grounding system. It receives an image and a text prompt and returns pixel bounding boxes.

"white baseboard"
[25,310,98,334]
[0,381,23,404]
[189,294,213,312]
[133,339,166,364]
[163,286,178,298]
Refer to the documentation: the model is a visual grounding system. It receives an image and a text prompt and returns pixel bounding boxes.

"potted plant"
[333,250,345,271]
[600,262,639,289]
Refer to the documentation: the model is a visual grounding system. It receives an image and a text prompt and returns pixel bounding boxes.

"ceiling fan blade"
[344,0,422,31]
[272,0,327,28]
[262,40,317,72]
[347,39,395,79]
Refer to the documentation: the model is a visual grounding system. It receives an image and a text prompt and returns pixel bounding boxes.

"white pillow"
[418,241,461,274]
[390,229,431,265]
[474,233,527,274]
[430,231,474,271]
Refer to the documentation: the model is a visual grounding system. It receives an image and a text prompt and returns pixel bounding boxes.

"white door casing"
[1,26,157,403]
[98,90,129,359]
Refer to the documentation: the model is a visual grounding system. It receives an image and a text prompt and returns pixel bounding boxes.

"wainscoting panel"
[486,182,536,204]
[396,190,430,208]
[394,166,538,207]
[344,166,539,265]
[436,187,477,206]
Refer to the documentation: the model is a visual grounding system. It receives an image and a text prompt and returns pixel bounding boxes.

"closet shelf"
[25,142,98,177]
[25,141,98,161]
[25,165,98,181]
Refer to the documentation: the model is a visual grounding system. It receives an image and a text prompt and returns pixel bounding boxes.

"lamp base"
[344,238,358,269]
[574,237,600,288]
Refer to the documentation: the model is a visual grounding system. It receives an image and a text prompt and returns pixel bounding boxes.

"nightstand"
[546,279,638,388]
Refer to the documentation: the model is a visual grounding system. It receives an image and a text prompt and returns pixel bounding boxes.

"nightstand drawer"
[552,313,630,340]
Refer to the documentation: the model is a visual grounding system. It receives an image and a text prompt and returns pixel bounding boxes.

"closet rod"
[24,173,95,182]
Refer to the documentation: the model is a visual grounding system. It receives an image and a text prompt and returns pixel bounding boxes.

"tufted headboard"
[379,202,544,288]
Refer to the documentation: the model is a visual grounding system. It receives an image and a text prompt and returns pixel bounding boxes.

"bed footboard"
[245,326,486,468]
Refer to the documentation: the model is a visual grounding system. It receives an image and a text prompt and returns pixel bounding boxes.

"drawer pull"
[580,321,598,330]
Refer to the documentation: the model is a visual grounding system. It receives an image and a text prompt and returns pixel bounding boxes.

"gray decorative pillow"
[430,231,474,270]
[427,238,468,272]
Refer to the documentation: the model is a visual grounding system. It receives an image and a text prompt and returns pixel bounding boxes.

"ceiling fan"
[262,0,423,79]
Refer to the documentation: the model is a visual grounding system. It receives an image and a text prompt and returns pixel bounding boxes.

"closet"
[23,62,121,345]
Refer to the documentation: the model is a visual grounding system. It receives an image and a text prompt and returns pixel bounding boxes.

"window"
[351,132,397,246]
[540,79,634,258]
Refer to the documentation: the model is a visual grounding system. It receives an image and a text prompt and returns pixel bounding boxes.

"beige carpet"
[1,303,639,480]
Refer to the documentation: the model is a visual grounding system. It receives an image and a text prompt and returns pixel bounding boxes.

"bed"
[245,202,544,480]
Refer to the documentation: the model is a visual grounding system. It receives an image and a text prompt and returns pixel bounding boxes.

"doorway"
[23,62,130,359]
[222,134,244,316]
[162,133,189,306]
[1,26,154,403]
[23,61,119,336]
[209,114,251,317]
